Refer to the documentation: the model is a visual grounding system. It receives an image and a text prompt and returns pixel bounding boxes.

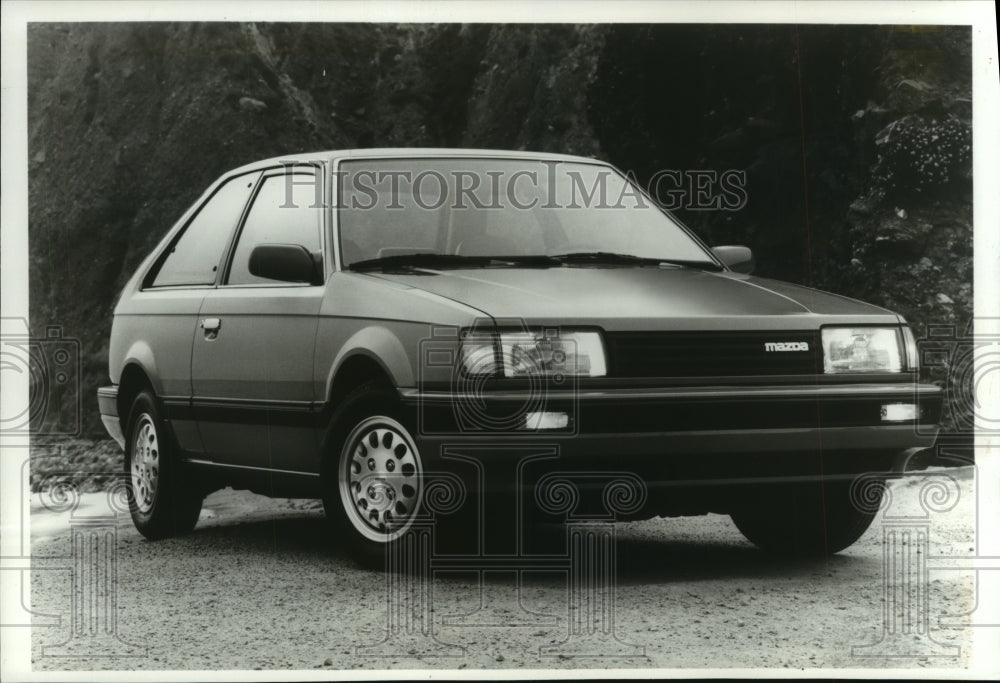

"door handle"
[200,318,221,339]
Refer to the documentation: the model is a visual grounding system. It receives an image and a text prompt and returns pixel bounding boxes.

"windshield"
[337,158,714,269]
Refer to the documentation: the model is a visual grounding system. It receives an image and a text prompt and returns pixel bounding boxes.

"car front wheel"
[124,389,203,539]
[322,383,426,567]
[729,478,884,556]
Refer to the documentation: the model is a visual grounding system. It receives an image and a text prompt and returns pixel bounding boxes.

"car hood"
[366,266,899,331]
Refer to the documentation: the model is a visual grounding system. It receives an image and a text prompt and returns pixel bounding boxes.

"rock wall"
[26,23,972,437]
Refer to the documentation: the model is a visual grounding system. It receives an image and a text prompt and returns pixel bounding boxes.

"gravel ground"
[28,467,983,674]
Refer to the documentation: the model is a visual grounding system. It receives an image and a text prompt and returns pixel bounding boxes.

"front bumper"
[97,386,125,449]
[400,382,942,485]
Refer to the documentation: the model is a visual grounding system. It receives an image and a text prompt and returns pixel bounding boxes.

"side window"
[151,172,260,287]
[226,172,323,285]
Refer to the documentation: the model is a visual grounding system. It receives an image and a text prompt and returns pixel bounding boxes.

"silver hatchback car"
[99,148,941,563]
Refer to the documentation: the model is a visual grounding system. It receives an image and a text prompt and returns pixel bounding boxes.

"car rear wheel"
[124,389,203,539]
[729,479,884,556]
[322,382,425,567]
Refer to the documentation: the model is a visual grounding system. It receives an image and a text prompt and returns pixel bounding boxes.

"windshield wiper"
[349,253,479,271]
[348,253,560,272]
[655,258,724,272]
[349,251,723,272]
[549,251,662,265]
[549,252,723,271]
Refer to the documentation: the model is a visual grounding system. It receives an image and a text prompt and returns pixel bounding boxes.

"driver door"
[191,166,327,474]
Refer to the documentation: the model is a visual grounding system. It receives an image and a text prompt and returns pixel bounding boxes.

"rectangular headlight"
[822,327,903,373]
[461,329,607,377]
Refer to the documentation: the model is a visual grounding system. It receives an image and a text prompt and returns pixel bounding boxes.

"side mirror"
[248,244,323,285]
[711,245,755,274]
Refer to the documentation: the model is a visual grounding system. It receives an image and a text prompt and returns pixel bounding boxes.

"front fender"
[325,325,416,396]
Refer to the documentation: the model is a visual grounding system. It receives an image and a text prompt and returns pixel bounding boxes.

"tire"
[321,382,426,568]
[729,479,884,556]
[124,389,203,540]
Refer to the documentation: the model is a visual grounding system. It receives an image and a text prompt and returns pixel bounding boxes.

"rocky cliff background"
[26,23,973,441]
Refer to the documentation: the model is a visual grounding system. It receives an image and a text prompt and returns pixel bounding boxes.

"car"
[98,148,941,563]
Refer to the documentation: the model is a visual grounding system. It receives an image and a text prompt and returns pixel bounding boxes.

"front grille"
[606,330,822,378]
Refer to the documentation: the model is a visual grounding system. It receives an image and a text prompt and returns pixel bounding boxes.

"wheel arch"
[325,353,396,414]
[117,362,156,423]
[323,326,415,406]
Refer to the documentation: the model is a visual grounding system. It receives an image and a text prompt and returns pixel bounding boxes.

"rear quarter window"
[150,172,260,287]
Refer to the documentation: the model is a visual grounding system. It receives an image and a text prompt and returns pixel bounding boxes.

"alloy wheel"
[131,413,159,514]
[338,415,423,543]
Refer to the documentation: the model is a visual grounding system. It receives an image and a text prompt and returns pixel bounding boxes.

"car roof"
[225,148,604,175]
